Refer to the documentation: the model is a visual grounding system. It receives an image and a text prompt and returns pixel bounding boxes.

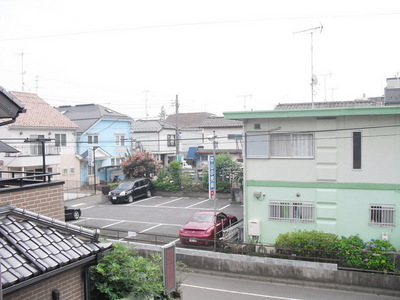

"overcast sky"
[1,0,399,119]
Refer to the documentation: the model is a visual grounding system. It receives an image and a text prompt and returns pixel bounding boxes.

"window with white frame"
[88,135,99,144]
[269,201,314,222]
[62,168,68,175]
[55,133,67,147]
[167,134,176,147]
[115,134,125,146]
[70,168,75,174]
[270,133,314,158]
[369,205,395,226]
[111,158,124,166]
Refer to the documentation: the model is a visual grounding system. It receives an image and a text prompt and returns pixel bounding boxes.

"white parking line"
[84,217,182,227]
[185,199,210,208]
[155,197,182,207]
[140,224,162,233]
[101,221,124,228]
[219,204,230,211]
[70,203,85,207]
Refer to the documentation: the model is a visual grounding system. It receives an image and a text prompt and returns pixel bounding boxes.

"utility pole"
[237,94,252,110]
[144,90,149,119]
[174,95,179,160]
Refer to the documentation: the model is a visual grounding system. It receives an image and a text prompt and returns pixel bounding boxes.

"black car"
[108,178,152,204]
[64,206,81,221]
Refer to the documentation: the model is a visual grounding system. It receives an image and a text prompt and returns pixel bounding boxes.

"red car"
[179,211,238,245]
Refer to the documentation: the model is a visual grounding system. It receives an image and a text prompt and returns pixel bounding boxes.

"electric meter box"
[248,219,261,236]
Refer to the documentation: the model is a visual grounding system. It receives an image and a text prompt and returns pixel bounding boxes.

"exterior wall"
[79,119,132,183]
[202,127,243,150]
[4,266,85,300]
[242,113,400,249]
[0,183,65,220]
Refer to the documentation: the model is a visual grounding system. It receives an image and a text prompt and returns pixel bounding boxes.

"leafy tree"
[215,153,241,193]
[90,243,166,300]
[121,152,161,179]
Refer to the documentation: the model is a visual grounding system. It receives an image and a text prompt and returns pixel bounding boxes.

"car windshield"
[117,181,134,190]
[191,213,213,223]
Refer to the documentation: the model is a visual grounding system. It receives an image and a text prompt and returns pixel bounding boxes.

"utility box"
[248,219,261,236]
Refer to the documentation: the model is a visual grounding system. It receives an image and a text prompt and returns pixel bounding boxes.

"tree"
[90,243,166,300]
[158,106,167,120]
[121,152,161,179]
[215,153,241,192]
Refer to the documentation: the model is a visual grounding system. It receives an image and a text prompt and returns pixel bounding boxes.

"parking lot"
[68,195,243,245]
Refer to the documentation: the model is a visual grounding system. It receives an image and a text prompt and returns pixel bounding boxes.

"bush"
[275,230,339,258]
[335,236,396,272]
[90,243,166,300]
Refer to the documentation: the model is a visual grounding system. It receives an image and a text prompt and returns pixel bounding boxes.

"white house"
[0,91,80,189]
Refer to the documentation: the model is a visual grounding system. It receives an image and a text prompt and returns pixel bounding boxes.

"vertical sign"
[88,147,93,167]
[162,242,176,294]
[209,155,216,200]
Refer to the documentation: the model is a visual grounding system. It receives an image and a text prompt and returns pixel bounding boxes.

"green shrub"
[90,243,166,300]
[275,230,339,258]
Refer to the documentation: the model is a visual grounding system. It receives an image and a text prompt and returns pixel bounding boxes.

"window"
[246,132,269,158]
[353,132,361,169]
[55,134,67,147]
[369,205,395,226]
[63,168,68,175]
[88,135,99,144]
[167,134,176,147]
[270,133,314,158]
[115,134,125,146]
[269,201,314,222]
[70,168,75,174]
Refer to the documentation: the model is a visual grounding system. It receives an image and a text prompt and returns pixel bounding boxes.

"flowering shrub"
[335,236,396,272]
[121,152,161,179]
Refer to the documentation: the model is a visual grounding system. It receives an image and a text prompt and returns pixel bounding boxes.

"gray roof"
[0,141,19,153]
[56,104,133,133]
[274,100,383,110]
[198,116,242,128]
[0,85,25,122]
[132,119,176,133]
[0,205,111,290]
[165,112,215,128]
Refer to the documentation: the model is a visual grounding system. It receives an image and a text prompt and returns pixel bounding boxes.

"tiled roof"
[0,205,111,290]
[198,116,243,128]
[132,119,176,132]
[9,92,78,129]
[56,104,132,133]
[274,100,383,110]
[165,112,215,128]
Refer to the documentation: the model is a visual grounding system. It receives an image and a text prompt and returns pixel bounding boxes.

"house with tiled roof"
[224,100,400,249]
[0,205,112,299]
[0,91,80,189]
[131,119,178,165]
[56,104,133,184]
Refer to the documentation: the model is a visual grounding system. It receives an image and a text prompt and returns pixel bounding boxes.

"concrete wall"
[133,243,400,296]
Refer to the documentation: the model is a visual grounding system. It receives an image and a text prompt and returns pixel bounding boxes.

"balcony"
[3,144,61,167]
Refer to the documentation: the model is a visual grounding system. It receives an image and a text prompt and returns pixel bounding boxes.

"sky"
[0,0,400,119]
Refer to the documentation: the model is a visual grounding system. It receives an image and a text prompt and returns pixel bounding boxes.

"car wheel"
[146,189,152,198]
[73,211,81,220]
[127,195,134,203]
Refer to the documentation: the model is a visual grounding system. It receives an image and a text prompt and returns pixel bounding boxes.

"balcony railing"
[4,144,60,157]
[0,171,60,188]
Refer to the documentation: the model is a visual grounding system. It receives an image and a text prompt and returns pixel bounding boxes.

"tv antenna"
[294,24,323,108]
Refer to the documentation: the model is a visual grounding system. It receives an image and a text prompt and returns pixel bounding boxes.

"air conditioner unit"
[248,219,261,236]
[382,232,389,241]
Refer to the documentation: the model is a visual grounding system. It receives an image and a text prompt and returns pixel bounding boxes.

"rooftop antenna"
[294,24,323,108]
[237,94,252,110]
[20,51,26,91]
[318,71,331,101]
[144,90,149,119]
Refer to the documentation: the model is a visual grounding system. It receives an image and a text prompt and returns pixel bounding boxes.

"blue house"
[57,104,133,184]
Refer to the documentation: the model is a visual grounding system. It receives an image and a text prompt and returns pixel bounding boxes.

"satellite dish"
[312,74,318,86]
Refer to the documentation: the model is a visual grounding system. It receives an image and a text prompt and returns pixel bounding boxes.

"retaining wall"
[133,243,400,296]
